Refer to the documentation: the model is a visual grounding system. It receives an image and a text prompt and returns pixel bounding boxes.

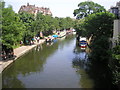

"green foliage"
[33,13,75,36]
[65,17,74,29]
[89,35,111,63]
[113,45,120,55]
[58,17,74,30]
[18,12,35,44]
[59,18,67,30]
[83,12,115,39]
[74,12,115,39]
[2,6,25,48]
[74,7,118,87]
[80,12,115,64]
[53,17,60,30]
[74,19,86,37]
[73,1,106,19]
[32,13,45,33]
[2,1,75,47]
[111,45,120,85]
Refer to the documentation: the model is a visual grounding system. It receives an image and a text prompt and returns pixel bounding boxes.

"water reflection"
[72,41,94,88]
[72,39,117,89]
[88,60,115,89]
[2,42,59,88]
[3,35,95,88]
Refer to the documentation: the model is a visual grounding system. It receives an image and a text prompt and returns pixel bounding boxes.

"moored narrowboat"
[79,37,87,48]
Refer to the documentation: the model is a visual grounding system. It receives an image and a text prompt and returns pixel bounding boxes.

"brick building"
[18,3,52,16]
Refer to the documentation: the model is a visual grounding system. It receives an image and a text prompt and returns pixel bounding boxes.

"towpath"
[0,39,45,73]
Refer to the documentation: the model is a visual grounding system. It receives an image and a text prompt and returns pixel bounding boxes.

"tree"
[110,35,120,87]
[33,13,52,36]
[18,12,35,44]
[73,19,86,37]
[33,13,45,34]
[83,12,115,40]
[2,5,25,48]
[53,17,60,31]
[73,1,106,19]
[65,17,74,29]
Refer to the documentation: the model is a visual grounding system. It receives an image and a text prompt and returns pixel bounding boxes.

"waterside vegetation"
[73,1,119,88]
[1,1,75,49]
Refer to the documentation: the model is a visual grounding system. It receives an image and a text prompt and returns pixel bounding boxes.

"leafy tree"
[2,1,75,47]
[83,12,115,40]
[0,1,4,41]
[53,17,60,31]
[33,13,45,33]
[2,5,25,48]
[74,19,86,37]
[65,17,74,29]
[89,35,111,63]
[110,35,120,86]
[73,1,106,19]
[58,17,74,30]
[82,12,115,64]
[18,12,35,44]
[33,13,51,36]
[58,18,66,30]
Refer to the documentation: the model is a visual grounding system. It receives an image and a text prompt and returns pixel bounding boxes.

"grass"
[13,44,21,49]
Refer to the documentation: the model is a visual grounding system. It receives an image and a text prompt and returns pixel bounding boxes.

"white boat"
[58,31,66,38]
[79,37,87,48]
[73,32,76,34]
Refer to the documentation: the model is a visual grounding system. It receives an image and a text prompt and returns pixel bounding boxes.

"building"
[109,1,120,19]
[18,3,52,16]
[109,1,120,46]
[109,7,119,18]
[113,20,120,46]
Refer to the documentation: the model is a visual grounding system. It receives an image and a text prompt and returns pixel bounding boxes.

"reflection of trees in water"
[2,41,60,88]
[88,61,114,89]
[72,40,117,89]
[72,54,88,70]
[72,55,95,88]
[58,35,75,50]
[3,76,25,88]
[2,34,77,88]
[72,58,94,88]
[73,40,89,70]
[72,41,94,88]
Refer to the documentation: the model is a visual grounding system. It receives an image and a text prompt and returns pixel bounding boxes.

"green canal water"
[2,35,114,88]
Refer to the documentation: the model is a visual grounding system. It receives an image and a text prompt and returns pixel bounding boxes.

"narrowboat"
[79,37,87,48]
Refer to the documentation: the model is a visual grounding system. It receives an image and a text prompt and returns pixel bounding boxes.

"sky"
[3,0,120,18]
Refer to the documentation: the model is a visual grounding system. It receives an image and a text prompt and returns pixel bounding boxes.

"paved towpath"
[0,39,45,73]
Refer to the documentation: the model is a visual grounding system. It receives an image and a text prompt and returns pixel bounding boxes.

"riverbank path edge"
[0,39,45,73]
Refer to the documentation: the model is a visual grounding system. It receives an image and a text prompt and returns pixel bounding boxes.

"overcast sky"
[3,0,120,18]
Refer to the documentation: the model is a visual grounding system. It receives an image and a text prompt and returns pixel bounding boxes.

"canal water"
[2,35,95,88]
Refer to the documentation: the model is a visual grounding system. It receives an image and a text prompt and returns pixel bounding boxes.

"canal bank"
[0,39,45,73]
[2,35,95,88]
[2,35,119,89]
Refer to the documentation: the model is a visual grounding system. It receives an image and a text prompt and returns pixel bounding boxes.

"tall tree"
[83,12,115,40]
[18,12,35,44]
[65,17,74,29]
[110,35,120,87]
[73,19,86,37]
[2,5,25,48]
[73,1,106,19]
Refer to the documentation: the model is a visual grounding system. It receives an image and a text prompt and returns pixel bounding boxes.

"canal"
[2,34,114,88]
